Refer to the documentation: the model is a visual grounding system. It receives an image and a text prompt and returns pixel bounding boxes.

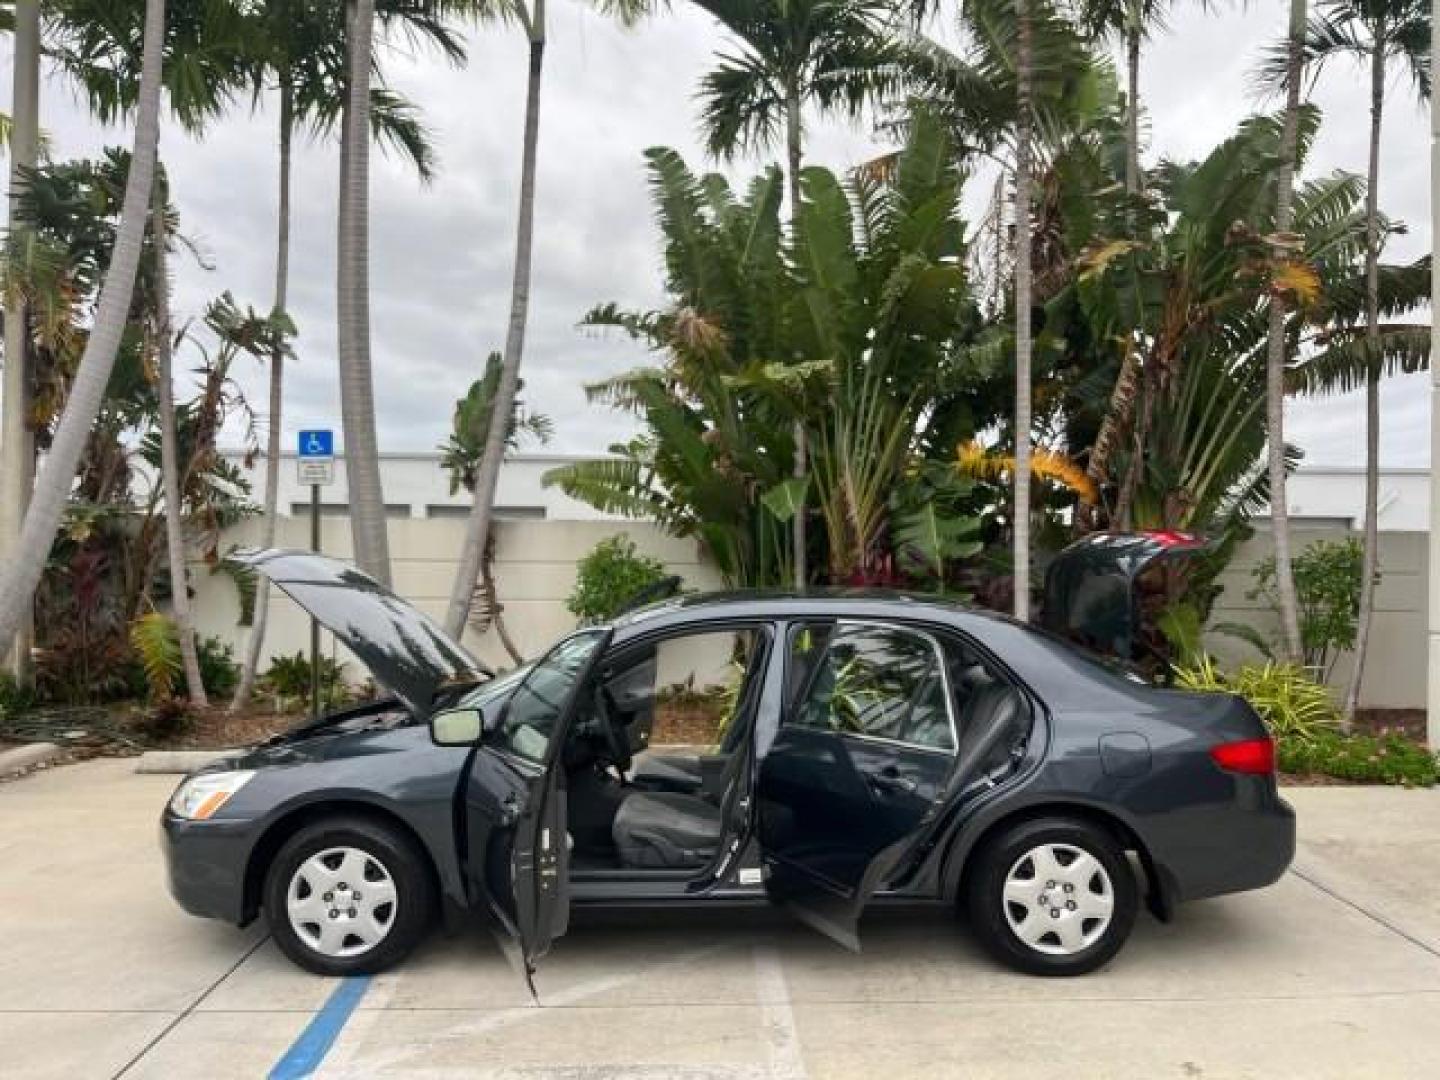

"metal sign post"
[297,430,335,721]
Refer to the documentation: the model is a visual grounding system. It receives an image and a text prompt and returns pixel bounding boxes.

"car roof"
[609,589,1010,636]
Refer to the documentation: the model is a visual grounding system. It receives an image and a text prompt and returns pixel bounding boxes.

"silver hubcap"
[1002,842,1114,956]
[287,846,398,958]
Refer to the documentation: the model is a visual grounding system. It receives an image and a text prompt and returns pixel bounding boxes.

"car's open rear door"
[474,629,611,993]
[755,621,960,952]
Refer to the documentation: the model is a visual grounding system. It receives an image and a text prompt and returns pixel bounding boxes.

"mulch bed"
[1353,708,1428,746]
[170,706,298,749]
[651,703,725,747]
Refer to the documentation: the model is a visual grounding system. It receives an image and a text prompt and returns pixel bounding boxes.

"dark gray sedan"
[161,549,1294,982]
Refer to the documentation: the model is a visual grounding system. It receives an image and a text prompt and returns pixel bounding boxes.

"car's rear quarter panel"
[942,613,1295,907]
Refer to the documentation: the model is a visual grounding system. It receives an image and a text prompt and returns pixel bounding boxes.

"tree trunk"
[1012,0,1034,622]
[152,177,208,707]
[0,0,166,656]
[1263,0,1308,664]
[1124,24,1141,196]
[1,0,41,683]
[232,78,294,710]
[336,0,392,586]
[443,5,546,637]
[1344,34,1386,725]
[785,87,808,590]
[482,539,525,666]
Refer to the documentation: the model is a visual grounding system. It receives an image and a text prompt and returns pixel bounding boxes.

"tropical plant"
[544,153,797,588]
[196,634,240,698]
[567,535,672,623]
[1259,0,1431,721]
[444,0,651,638]
[130,609,182,701]
[440,352,554,495]
[261,650,348,711]
[1174,657,1341,743]
[1065,110,1380,549]
[0,0,165,661]
[548,112,984,588]
[1248,537,1368,683]
[439,350,552,662]
[688,0,899,586]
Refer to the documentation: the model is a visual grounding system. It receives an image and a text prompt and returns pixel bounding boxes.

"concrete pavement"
[2,760,1438,1079]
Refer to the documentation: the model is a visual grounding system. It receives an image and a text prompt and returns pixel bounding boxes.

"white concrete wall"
[1206,528,1428,710]
[192,516,723,678]
[217,453,626,522]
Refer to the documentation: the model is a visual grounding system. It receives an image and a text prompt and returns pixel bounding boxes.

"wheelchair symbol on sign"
[305,434,325,455]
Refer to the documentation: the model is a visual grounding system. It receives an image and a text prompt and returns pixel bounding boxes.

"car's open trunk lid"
[233,548,488,718]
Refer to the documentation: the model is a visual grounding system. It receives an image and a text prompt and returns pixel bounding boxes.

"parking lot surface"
[2,759,1438,1079]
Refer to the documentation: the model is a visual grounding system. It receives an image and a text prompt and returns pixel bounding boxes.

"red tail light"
[1210,737,1275,775]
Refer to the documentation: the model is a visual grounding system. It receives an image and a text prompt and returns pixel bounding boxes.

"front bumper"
[160,810,256,925]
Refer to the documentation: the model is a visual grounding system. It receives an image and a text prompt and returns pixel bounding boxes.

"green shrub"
[1175,659,1341,743]
[197,636,240,699]
[567,535,672,624]
[1278,730,1438,787]
[261,652,348,711]
[0,672,38,719]
[1247,538,1367,680]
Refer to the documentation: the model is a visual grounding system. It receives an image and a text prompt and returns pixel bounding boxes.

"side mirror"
[430,707,484,747]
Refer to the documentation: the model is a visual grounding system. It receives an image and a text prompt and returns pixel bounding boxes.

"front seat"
[610,790,723,869]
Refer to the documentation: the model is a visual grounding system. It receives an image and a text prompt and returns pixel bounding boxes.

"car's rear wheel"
[264,816,434,976]
[966,816,1137,976]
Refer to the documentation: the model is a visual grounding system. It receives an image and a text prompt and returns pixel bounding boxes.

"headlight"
[169,770,256,820]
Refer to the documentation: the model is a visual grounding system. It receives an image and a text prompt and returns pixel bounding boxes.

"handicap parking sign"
[298,430,334,459]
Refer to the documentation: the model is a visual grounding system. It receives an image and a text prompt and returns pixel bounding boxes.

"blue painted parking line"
[269,976,372,1080]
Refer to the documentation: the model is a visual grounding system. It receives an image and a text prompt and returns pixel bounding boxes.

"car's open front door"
[469,628,612,991]
[756,621,959,951]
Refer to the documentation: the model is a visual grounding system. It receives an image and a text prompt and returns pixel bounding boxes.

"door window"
[495,630,607,765]
[788,622,956,751]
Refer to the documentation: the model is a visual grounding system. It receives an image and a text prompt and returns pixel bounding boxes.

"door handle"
[870,769,918,795]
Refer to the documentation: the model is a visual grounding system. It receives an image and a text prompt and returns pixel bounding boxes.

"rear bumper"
[160,810,255,925]
[1158,782,1296,904]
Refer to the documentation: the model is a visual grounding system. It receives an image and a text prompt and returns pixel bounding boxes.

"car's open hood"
[233,549,489,717]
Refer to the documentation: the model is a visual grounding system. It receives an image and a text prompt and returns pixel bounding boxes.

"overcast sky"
[6,2,1434,469]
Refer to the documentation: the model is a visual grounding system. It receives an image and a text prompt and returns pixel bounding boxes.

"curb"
[0,742,66,780]
[135,749,243,775]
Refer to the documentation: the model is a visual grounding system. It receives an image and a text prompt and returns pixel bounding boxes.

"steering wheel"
[592,686,633,776]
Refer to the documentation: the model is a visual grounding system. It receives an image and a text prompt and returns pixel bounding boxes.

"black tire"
[263,816,435,976]
[965,816,1138,976]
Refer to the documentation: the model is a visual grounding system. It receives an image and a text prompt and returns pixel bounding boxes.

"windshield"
[457,664,533,710]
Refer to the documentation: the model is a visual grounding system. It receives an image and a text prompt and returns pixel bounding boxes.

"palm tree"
[149,172,206,705]
[49,0,255,706]
[229,0,458,709]
[1262,0,1430,718]
[1263,0,1311,664]
[336,0,393,586]
[1,0,40,683]
[442,0,650,639]
[0,0,165,658]
[685,0,896,590]
[1011,0,1035,619]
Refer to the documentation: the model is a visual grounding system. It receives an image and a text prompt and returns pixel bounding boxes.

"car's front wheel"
[263,816,435,976]
[966,816,1138,976]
